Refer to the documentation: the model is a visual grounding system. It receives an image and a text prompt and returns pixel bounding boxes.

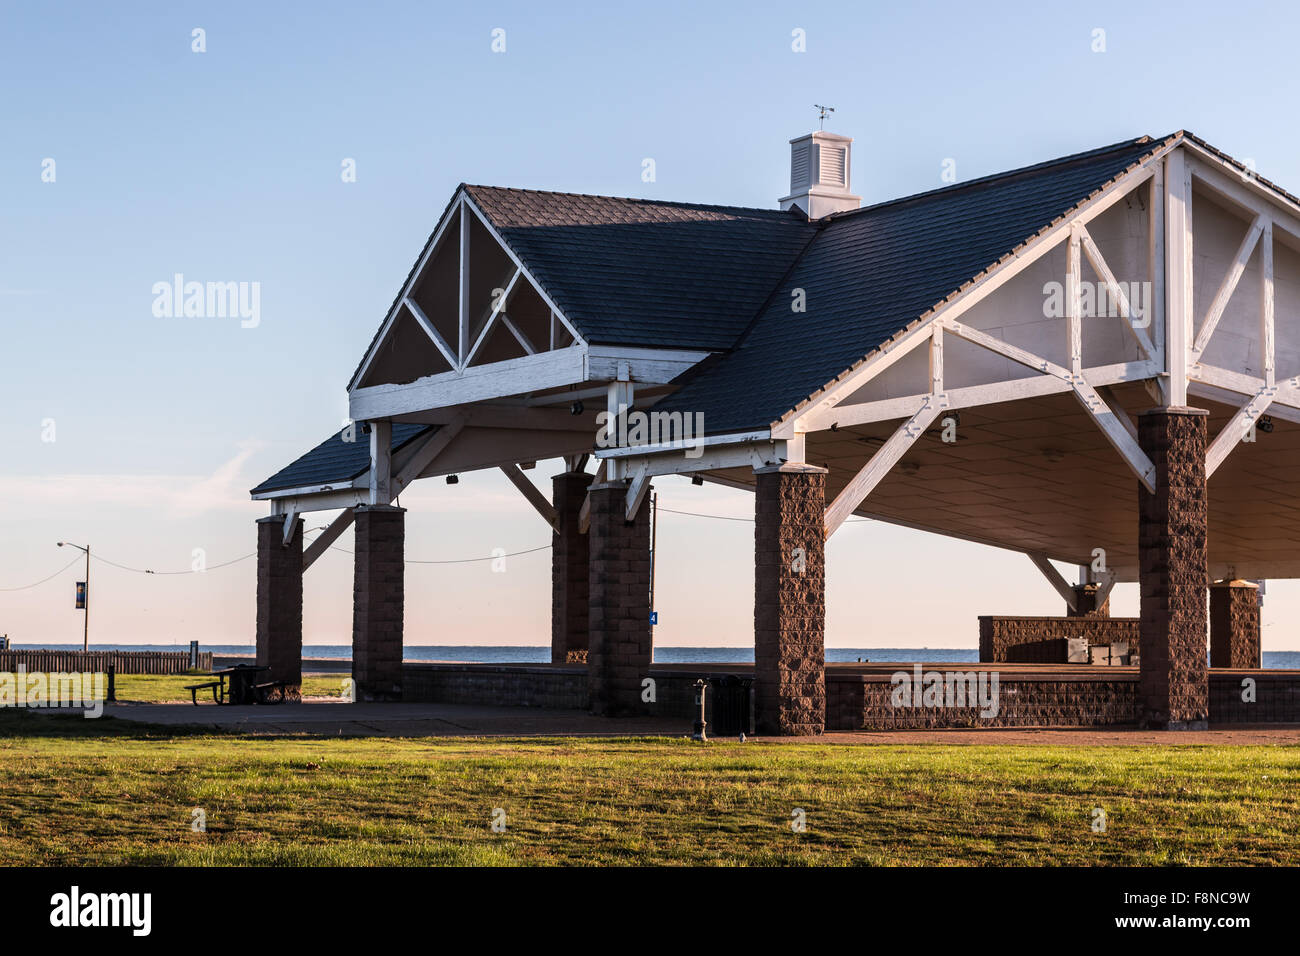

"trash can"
[707,675,754,736]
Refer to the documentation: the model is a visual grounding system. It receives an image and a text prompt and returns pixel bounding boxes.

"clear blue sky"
[3,0,1298,649]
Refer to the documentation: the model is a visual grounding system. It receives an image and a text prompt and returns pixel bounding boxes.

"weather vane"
[814,104,835,129]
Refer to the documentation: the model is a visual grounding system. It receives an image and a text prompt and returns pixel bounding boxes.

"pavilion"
[251,129,1299,734]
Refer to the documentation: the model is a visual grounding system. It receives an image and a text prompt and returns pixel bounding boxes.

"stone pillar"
[1137,408,1210,730]
[352,504,405,701]
[552,471,594,663]
[587,481,652,716]
[1210,580,1261,668]
[255,514,303,701]
[1067,583,1110,618]
[754,464,827,736]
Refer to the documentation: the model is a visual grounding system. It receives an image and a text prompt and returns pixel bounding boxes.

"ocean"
[11,643,1300,668]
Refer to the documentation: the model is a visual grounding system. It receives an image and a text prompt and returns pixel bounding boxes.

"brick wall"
[397,662,1300,729]
[587,482,653,716]
[551,471,593,663]
[979,616,1140,663]
[1138,408,1210,729]
[754,465,826,736]
[255,514,303,700]
[1210,582,1261,669]
[828,667,1300,729]
[353,504,405,702]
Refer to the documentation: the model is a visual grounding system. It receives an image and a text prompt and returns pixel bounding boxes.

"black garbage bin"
[707,675,754,736]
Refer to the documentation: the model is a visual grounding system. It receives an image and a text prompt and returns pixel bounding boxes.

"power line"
[0,555,82,592]
[4,500,865,588]
[90,552,257,575]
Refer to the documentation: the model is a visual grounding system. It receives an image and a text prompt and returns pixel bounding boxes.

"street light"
[56,542,90,652]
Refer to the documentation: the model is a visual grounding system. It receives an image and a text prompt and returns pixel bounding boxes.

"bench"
[253,680,290,704]
[184,680,223,705]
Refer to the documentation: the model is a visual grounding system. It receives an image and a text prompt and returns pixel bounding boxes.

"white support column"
[1150,163,1166,377]
[1165,149,1193,406]
[1262,221,1275,387]
[368,420,392,505]
[603,378,634,482]
[1068,226,1083,376]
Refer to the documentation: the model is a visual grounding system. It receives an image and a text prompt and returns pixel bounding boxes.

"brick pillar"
[255,514,303,701]
[552,471,594,663]
[1210,580,1261,668]
[1137,408,1209,730]
[352,504,405,701]
[1068,584,1110,618]
[754,464,827,736]
[587,481,652,716]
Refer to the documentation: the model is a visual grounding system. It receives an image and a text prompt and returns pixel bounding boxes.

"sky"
[2,0,1299,650]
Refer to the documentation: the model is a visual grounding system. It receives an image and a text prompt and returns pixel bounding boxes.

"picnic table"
[185,664,288,706]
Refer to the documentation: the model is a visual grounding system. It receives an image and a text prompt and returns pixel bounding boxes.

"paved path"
[104,700,687,737]
[100,700,1300,743]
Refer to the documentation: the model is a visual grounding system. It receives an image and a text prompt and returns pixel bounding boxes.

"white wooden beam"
[462,195,585,346]
[824,399,945,538]
[1205,384,1279,478]
[464,267,522,367]
[392,415,468,497]
[1095,385,1138,442]
[943,320,1072,380]
[796,360,1155,432]
[945,320,1153,490]
[368,421,392,505]
[929,325,943,392]
[1071,381,1156,492]
[1261,221,1275,387]
[777,159,1166,438]
[499,464,559,530]
[282,510,298,548]
[1027,553,1079,612]
[1165,148,1193,406]
[625,467,652,521]
[1150,164,1167,389]
[578,460,606,534]
[500,312,538,355]
[1077,224,1157,359]
[1068,226,1082,375]
[349,346,588,420]
[303,508,355,571]
[1191,215,1264,362]
[458,200,470,365]
[1094,572,1118,609]
[402,298,459,369]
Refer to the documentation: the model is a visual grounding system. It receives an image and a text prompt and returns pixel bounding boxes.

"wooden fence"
[0,649,213,675]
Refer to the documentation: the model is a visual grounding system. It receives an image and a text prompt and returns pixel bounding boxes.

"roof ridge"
[818,134,1167,223]
[463,183,804,220]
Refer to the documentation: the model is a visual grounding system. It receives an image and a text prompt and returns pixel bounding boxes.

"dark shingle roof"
[656,134,1173,433]
[464,186,819,350]
[251,423,433,496]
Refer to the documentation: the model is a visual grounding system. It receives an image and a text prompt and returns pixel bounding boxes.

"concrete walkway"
[99,700,1300,743]
[104,699,687,737]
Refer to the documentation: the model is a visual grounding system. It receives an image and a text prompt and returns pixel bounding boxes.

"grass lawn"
[0,672,347,703]
[0,710,1296,865]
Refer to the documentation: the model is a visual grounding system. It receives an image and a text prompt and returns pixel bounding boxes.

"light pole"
[57,542,90,652]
